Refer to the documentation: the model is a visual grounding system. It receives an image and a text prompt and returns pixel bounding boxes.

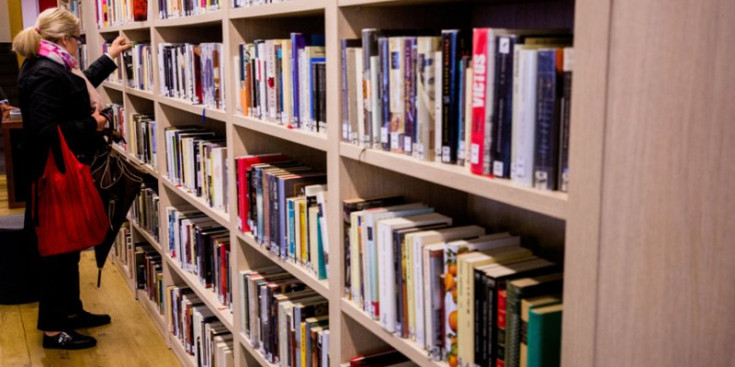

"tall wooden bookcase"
[67,0,735,366]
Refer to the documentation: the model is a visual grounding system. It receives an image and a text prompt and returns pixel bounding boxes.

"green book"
[527,303,563,367]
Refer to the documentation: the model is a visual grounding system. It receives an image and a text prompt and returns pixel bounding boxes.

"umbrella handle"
[97,269,102,288]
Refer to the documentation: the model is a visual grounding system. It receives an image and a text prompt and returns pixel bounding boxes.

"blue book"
[533,49,562,191]
[291,33,306,127]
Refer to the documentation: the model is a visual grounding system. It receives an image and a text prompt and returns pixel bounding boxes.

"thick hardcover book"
[558,47,574,192]
[440,30,469,164]
[510,47,538,188]
[527,303,563,367]
[490,34,519,178]
[341,39,362,142]
[415,37,441,160]
[505,273,563,367]
[533,48,564,191]
[362,29,381,148]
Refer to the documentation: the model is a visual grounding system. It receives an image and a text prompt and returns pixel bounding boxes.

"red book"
[469,28,494,176]
[235,154,289,232]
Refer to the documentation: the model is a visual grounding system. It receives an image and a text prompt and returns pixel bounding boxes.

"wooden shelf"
[341,299,448,367]
[165,252,235,332]
[340,143,568,220]
[102,81,124,91]
[124,86,156,100]
[136,289,168,340]
[237,332,279,367]
[169,333,198,367]
[233,115,328,151]
[235,232,330,298]
[229,0,326,19]
[156,11,223,27]
[98,25,120,33]
[339,0,451,6]
[121,20,152,31]
[161,178,231,229]
[110,143,159,178]
[130,219,163,255]
[158,96,228,122]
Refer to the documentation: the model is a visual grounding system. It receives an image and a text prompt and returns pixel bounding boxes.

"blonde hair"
[12,7,80,58]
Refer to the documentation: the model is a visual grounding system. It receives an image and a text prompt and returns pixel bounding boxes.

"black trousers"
[37,250,84,331]
[24,200,84,331]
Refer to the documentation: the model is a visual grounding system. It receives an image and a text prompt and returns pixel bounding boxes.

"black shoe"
[67,310,111,329]
[43,330,97,350]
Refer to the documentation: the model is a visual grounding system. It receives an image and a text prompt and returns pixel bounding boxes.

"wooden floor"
[0,174,24,217]
[0,251,182,367]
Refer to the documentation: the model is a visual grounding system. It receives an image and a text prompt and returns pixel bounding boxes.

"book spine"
[379,37,391,151]
[496,289,508,367]
[341,40,351,142]
[533,49,563,191]
[415,37,439,161]
[510,48,538,188]
[389,37,406,153]
[362,29,379,148]
[403,37,417,156]
[558,47,574,192]
[490,35,517,178]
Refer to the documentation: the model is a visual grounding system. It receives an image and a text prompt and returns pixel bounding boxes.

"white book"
[282,39,293,125]
[370,54,382,149]
[377,213,452,333]
[511,47,539,187]
[415,37,440,161]
[350,210,366,308]
[389,37,406,153]
[258,41,268,119]
[434,50,443,159]
[354,48,365,145]
[265,40,277,120]
[362,203,433,318]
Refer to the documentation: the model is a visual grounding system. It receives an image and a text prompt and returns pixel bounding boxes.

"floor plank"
[0,251,182,367]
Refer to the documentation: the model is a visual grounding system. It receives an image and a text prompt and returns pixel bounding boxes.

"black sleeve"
[83,54,118,87]
[0,86,7,101]
[26,70,97,171]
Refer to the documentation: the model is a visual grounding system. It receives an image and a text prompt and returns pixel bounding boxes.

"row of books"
[341,28,573,192]
[123,43,155,91]
[136,243,166,315]
[169,285,235,367]
[160,43,226,110]
[106,103,126,140]
[95,0,149,28]
[60,0,85,30]
[159,0,220,19]
[235,34,327,134]
[235,154,329,280]
[122,113,157,168]
[132,184,161,241]
[114,221,136,279]
[164,126,228,213]
[349,349,415,367]
[238,267,329,367]
[341,196,563,367]
[167,206,233,308]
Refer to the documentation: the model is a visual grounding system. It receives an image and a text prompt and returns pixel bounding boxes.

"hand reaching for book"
[107,36,133,59]
[92,110,107,132]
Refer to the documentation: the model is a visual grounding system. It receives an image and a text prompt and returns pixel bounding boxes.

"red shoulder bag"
[33,126,110,256]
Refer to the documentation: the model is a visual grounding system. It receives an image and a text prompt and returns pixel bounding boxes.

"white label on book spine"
[442,146,451,163]
[417,143,425,160]
[381,127,389,144]
[470,143,480,165]
[499,37,511,54]
[404,137,412,154]
[493,161,504,177]
[458,141,465,161]
[343,123,349,140]
[391,132,399,150]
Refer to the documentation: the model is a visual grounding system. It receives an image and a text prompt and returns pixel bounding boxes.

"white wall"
[22,0,39,29]
[0,0,11,42]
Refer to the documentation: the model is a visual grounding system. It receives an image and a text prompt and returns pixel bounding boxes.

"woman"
[12,7,132,350]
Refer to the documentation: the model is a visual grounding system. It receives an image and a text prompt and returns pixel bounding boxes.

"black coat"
[17,54,117,183]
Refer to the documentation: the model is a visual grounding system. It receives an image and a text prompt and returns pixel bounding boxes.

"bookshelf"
[75,0,735,366]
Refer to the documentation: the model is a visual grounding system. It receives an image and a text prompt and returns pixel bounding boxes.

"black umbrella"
[90,131,146,287]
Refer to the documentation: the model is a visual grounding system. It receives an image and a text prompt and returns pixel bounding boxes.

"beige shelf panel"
[136,289,169,340]
[156,11,224,27]
[230,0,326,19]
[237,331,280,367]
[158,96,229,122]
[161,178,231,229]
[340,143,568,220]
[232,115,328,152]
[130,219,163,255]
[169,331,199,367]
[124,86,156,100]
[235,231,330,298]
[102,81,124,91]
[341,299,448,367]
